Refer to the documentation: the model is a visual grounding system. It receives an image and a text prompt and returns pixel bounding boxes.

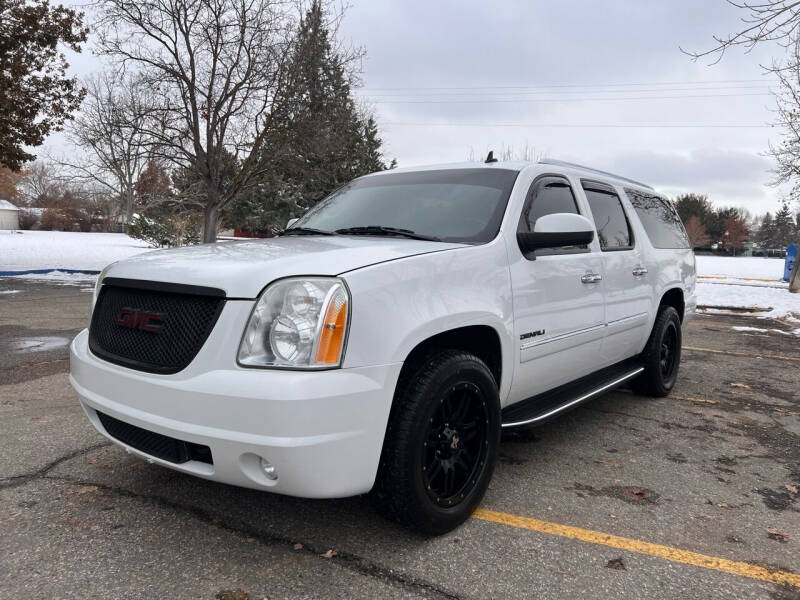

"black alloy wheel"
[659,320,679,381]
[422,381,490,508]
[633,304,682,397]
[373,349,501,535]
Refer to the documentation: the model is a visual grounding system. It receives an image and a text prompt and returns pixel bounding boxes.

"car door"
[507,175,606,403]
[580,180,651,365]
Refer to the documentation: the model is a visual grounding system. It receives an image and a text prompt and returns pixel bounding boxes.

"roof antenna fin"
[485,150,498,163]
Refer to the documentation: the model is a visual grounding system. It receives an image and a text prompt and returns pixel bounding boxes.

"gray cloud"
[56,0,789,214]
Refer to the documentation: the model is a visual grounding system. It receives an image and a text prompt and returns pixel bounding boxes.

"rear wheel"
[373,350,501,535]
[633,305,682,397]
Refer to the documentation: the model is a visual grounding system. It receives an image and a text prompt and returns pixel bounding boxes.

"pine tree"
[224,1,392,233]
[773,201,795,248]
[757,212,776,249]
[352,116,393,176]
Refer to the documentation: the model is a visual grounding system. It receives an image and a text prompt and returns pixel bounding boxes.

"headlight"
[238,277,350,369]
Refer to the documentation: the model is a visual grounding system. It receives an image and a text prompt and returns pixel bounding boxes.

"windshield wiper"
[278,226,337,236]
[335,226,441,242]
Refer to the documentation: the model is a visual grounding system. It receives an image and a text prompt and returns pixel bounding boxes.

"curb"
[0,268,101,277]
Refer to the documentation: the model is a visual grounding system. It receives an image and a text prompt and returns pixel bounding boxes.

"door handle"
[581,272,602,284]
[632,266,648,277]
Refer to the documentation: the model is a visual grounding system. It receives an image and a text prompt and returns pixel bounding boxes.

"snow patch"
[0,230,151,271]
[13,271,98,285]
[731,326,800,336]
[695,255,785,281]
[10,336,71,353]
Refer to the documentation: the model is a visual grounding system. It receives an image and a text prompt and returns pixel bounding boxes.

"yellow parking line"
[669,393,719,405]
[683,346,800,363]
[473,508,800,588]
[698,275,779,283]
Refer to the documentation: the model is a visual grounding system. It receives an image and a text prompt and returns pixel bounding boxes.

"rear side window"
[625,188,690,249]
[582,183,633,250]
[518,176,579,232]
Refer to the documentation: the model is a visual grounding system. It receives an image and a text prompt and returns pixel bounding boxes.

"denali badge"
[115,307,164,333]
[519,329,545,341]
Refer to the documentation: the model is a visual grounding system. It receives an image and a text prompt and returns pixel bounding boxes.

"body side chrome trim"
[520,323,605,350]
[606,311,649,326]
[520,311,647,351]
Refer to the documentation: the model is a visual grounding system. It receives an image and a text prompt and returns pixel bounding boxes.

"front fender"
[340,238,515,402]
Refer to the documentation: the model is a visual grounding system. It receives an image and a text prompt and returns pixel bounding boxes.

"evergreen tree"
[225,1,392,233]
[709,207,743,247]
[674,193,713,225]
[757,212,777,249]
[773,201,795,247]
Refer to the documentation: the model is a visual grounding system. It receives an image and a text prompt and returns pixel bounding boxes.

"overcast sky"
[59,0,789,215]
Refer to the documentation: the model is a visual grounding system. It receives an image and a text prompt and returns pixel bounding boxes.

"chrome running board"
[501,360,644,428]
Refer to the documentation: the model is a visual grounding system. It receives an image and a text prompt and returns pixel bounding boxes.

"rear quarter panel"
[616,186,697,343]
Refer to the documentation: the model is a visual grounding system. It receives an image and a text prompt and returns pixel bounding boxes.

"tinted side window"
[518,177,579,232]
[625,188,690,249]
[583,186,632,250]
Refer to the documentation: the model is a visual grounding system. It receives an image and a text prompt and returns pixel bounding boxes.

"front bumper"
[70,325,402,498]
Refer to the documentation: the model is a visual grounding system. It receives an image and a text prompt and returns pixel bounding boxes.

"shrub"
[17,208,40,230]
[126,213,201,248]
[41,207,74,231]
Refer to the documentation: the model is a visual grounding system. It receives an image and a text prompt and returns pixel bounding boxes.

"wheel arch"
[659,287,685,322]
[397,324,504,392]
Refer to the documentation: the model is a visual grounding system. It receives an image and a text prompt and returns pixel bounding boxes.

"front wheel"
[373,350,501,535]
[633,305,682,397]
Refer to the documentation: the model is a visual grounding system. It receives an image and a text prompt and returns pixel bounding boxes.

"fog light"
[259,457,278,481]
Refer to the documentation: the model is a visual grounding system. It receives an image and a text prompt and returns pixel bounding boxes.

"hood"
[104,236,465,297]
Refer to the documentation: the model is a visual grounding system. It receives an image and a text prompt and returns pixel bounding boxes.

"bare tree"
[54,71,150,224]
[686,2,800,214]
[468,143,544,162]
[723,214,750,255]
[766,40,800,198]
[93,0,308,242]
[18,161,64,207]
[683,215,711,248]
[684,1,800,64]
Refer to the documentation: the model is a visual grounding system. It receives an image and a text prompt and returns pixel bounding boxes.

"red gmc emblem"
[115,307,164,333]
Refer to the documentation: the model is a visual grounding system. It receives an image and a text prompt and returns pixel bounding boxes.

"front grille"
[97,411,213,465]
[89,278,225,374]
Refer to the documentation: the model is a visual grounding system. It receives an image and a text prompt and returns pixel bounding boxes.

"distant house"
[0,199,20,230]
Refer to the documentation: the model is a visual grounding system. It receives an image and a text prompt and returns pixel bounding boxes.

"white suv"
[70,158,696,534]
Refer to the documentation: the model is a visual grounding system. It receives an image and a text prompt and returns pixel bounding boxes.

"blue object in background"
[785,243,798,282]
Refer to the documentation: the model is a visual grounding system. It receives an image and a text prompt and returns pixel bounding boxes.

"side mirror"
[517,213,595,254]
[286,217,299,229]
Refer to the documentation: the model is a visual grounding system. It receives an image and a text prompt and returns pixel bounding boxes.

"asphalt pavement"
[1,278,799,599]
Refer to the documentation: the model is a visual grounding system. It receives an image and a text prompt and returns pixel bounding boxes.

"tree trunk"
[124,189,135,225]
[203,202,219,243]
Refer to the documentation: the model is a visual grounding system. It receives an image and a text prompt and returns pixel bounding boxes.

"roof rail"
[538,158,654,190]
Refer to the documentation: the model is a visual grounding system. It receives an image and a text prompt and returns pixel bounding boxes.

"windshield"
[291,168,519,243]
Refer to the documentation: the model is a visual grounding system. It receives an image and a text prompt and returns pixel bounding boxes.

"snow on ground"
[732,325,800,336]
[0,231,797,322]
[696,280,798,322]
[12,270,98,286]
[695,255,785,281]
[0,230,151,271]
[693,255,798,323]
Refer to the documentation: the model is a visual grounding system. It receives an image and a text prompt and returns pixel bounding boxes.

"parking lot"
[1,278,799,600]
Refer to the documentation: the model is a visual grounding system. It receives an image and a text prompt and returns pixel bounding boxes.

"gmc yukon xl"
[70,157,696,534]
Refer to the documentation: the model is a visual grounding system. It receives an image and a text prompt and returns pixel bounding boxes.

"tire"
[373,349,501,535]
[633,305,682,397]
